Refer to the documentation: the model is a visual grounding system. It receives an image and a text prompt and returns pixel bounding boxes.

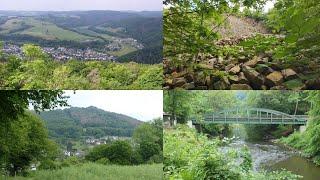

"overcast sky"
[59,90,163,122]
[0,0,162,11]
[264,0,275,12]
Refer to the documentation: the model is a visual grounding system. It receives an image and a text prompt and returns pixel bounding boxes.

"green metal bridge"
[192,108,308,125]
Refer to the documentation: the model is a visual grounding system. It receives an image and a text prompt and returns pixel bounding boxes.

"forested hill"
[36,106,143,139]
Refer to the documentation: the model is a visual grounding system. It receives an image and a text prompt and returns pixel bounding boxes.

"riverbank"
[164,126,301,179]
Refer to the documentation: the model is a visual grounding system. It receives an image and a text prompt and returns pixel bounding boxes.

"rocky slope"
[164,16,320,90]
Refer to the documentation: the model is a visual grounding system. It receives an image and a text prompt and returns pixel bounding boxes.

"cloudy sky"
[0,0,162,11]
[264,0,275,12]
[60,90,163,122]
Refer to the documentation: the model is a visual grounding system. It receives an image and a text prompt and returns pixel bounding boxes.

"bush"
[61,156,82,167]
[38,159,59,170]
[96,158,110,165]
[147,154,163,164]
[86,140,135,165]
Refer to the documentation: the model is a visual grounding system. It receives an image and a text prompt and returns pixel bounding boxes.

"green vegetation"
[164,90,310,141]
[0,17,97,41]
[1,91,163,179]
[7,163,163,180]
[0,10,162,63]
[244,91,309,141]
[164,0,320,90]
[0,44,162,90]
[2,112,59,176]
[108,44,137,57]
[0,91,68,175]
[164,126,301,179]
[280,91,320,165]
[86,119,163,165]
[164,0,267,66]
[38,106,142,141]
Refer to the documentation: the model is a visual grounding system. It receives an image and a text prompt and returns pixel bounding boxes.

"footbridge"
[192,108,308,125]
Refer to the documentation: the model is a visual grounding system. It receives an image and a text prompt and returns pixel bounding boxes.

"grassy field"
[6,163,163,180]
[0,17,139,56]
[0,17,97,41]
[74,26,113,40]
[108,44,137,56]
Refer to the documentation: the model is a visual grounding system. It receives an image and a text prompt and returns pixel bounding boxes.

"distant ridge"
[37,106,143,139]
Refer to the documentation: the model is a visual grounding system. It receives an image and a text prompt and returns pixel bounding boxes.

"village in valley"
[1,37,144,61]
[63,135,131,158]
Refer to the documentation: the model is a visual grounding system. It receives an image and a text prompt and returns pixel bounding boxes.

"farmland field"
[108,44,137,56]
[0,17,97,41]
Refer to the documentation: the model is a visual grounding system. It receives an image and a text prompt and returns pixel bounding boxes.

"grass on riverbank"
[6,163,163,180]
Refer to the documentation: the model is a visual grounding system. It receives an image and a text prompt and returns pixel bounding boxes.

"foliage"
[0,112,59,176]
[0,90,68,123]
[164,90,193,123]
[22,44,46,61]
[7,163,163,180]
[0,91,67,176]
[164,0,267,66]
[133,119,163,162]
[95,158,110,165]
[266,0,320,61]
[164,125,301,180]
[244,91,309,141]
[0,55,162,89]
[85,119,163,166]
[38,106,142,142]
[280,91,320,165]
[85,140,134,165]
[164,90,238,136]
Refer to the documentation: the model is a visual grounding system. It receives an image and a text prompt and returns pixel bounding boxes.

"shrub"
[96,158,110,165]
[61,156,82,167]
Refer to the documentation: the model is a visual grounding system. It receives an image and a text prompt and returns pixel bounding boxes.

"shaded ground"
[164,15,320,90]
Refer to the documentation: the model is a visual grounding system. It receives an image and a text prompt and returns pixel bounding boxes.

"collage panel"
[164,90,320,179]
[163,0,320,90]
[0,0,163,90]
[1,0,320,180]
[0,90,163,179]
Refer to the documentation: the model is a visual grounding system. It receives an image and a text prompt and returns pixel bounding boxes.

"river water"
[221,139,320,179]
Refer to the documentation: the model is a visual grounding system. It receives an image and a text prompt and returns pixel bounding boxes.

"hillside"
[37,106,143,140]
[0,10,162,63]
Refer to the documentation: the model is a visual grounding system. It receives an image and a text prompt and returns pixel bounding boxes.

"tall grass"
[6,163,163,180]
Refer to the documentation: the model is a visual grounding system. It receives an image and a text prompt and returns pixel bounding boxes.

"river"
[221,139,320,179]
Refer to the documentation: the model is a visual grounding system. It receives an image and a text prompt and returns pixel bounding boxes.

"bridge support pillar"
[299,125,307,133]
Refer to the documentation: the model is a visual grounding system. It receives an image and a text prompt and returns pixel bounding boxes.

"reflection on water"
[221,139,320,179]
[268,156,320,180]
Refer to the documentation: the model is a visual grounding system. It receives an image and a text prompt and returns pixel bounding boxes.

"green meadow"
[0,17,96,41]
[6,163,163,180]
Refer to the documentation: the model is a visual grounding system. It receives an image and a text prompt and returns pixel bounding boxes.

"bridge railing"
[191,108,307,125]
